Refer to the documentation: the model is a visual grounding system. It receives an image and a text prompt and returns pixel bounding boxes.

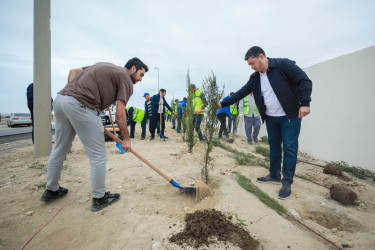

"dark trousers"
[148,116,160,135]
[266,115,301,186]
[176,113,185,132]
[129,116,146,138]
[217,113,229,138]
[28,105,34,144]
[193,114,204,141]
[105,115,110,125]
[151,113,165,137]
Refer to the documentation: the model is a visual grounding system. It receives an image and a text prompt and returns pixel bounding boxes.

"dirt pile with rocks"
[169,209,260,249]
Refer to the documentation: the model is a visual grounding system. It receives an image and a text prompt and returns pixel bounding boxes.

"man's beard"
[130,72,137,84]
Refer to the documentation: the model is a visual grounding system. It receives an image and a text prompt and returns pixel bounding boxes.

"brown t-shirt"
[59,62,133,111]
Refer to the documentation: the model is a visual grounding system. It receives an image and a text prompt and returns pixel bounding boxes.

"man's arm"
[116,100,131,151]
[219,78,253,108]
[281,59,312,107]
[68,68,84,82]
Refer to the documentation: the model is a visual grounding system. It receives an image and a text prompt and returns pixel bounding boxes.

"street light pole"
[154,67,159,91]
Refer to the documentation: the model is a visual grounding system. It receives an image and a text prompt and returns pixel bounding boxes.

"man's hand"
[195,108,202,115]
[172,111,176,115]
[299,106,310,118]
[217,104,222,109]
[122,138,131,152]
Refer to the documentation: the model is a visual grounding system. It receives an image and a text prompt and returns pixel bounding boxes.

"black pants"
[129,116,146,138]
[217,113,228,138]
[151,113,165,137]
[28,105,34,144]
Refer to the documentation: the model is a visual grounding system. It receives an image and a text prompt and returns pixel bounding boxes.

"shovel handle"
[104,128,172,183]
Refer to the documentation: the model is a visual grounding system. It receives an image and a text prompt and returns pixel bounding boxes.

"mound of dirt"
[169,209,260,249]
[330,184,357,205]
[324,163,342,176]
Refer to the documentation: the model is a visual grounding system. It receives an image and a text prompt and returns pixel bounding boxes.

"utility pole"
[154,67,159,91]
[34,0,52,157]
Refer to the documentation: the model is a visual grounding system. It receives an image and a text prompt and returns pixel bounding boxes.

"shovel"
[104,128,195,192]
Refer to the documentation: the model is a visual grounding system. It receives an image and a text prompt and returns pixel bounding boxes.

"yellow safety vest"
[230,104,238,115]
[242,96,259,115]
[193,89,204,114]
[126,107,145,123]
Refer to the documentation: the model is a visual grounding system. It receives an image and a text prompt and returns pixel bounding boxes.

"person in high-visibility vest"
[192,84,206,142]
[217,95,231,138]
[228,92,239,135]
[166,109,172,122]
[126,106,146,140]
[171,99,178,129]
[177,97,187,133]
[240,93,261,145]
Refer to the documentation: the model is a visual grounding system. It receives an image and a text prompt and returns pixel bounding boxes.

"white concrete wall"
[237,46,375,171]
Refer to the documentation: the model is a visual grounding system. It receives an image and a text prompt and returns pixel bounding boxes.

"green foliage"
[200,72,224,183]
[184,70,196,152]
[255,146,270,158]
[29,161,47,171]
[35,182,47,188]
[261,136,268,143]
[212,138,269,169]
[227,212,248,227]
[333,161,375,181]
[235,172,287,216]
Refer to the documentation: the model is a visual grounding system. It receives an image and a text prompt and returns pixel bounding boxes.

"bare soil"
[0,121,375,249]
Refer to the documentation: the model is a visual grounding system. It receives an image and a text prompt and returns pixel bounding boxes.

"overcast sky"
[0,0,374,113]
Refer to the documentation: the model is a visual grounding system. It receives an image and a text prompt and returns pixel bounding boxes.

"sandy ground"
[0,120,375,250]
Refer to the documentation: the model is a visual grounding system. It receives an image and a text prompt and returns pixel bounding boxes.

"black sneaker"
[253,137,259,143]
[150,136,155,141]
[278,185,291,200]
[141,136,145,140]
[40,186,68,202]
[256,174,281,185]
[91,192,120,212]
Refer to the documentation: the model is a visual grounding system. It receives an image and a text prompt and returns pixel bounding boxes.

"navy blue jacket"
[150,94,173,115]
[221,58,312,122]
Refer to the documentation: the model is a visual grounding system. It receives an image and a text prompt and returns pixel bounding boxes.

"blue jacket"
[150,94,173,114]
[221,58,312,122]
[217,95,231,116]
[177,100,186,114]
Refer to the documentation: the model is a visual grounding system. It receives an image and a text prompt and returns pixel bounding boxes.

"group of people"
[216,91,262,145]
[37,45,312,212]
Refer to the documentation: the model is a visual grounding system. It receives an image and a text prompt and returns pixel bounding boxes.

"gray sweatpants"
[244,115,261,142]
[47,94,106,198]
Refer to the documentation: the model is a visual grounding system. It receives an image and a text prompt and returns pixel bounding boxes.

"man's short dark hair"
[160,88,166,93]
[191,84,196,89]
[124,57,149,72]
[244,46,266,60]
[183,97,187,101]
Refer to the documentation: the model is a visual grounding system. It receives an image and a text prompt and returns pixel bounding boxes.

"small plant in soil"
[333,161,375,181]
[29,161,47,171]
[255,145,270,158]
[261,136,268,143]
[200,72,224,183]
[227,212,248,227]
[35,181,47,189]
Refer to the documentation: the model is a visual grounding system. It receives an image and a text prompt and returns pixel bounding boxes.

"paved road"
[0,126,55,144]
[0,127,32,136]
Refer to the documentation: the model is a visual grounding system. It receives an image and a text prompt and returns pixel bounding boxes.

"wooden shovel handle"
[104,128,172,183]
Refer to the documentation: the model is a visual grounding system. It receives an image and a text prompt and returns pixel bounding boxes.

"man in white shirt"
[219,46,312,200]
